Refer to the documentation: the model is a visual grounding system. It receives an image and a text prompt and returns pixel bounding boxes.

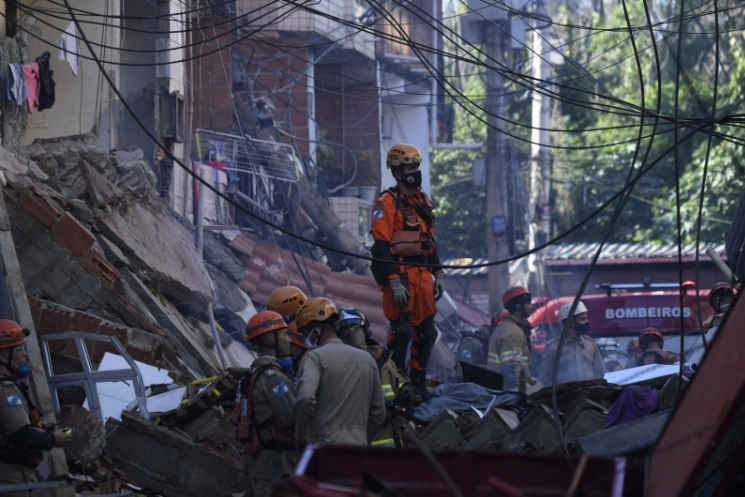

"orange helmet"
[245,311,287,341]
[296,298,338,330]
[267,286,308,317]
[639,328,663,348]
[386,143,423,169]
[0,320,27,349]
[287,330,307,349]
[502,286,530,307]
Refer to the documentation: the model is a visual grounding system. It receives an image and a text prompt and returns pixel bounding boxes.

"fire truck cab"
[529,281,713,360]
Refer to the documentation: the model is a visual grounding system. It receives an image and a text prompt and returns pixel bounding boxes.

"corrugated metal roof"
[444,243,726,276]
[543,243,725,261]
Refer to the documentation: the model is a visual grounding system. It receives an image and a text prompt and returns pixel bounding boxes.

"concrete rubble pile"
[0,135,262,495]
[415,370,689,457]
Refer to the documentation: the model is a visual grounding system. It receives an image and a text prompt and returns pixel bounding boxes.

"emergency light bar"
[596,280,696,297]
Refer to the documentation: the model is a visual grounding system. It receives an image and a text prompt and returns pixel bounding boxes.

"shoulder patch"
[373,209,384,219]
[272,382,289,397]
[6,394,23,407]
[1,380,15,387]
[461,349,472,359]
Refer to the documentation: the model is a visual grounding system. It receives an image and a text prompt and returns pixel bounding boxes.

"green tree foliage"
[430,76,488,259]
[552,0,744,245]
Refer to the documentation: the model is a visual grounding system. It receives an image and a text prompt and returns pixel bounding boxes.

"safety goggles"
[388,155,423,167]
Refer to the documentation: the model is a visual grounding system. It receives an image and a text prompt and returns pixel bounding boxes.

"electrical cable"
[61,0,740,276]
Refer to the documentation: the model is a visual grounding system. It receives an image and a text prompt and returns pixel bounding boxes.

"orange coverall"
[370,187,442,376]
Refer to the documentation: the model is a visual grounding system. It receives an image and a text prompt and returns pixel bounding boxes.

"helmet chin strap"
[1,347,16,376]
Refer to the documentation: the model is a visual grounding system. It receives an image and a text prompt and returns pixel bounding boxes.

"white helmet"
[560,300,588,321]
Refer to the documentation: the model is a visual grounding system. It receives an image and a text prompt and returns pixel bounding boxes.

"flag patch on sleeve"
[273,382,289,397]
[6,394,22,407]
[373,209,384,219]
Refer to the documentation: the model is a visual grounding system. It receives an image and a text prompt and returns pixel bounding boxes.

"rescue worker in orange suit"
[0,320,71,497]
[370,144,445,394]
[704,282,737,331]
[233,312,297,497]
[625,328,680,368]
[336,308,421,448]
[487,287,536,393]
[294,298,385,446]
[266,286,308,379]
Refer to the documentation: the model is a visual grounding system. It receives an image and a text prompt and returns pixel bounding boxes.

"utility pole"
[530,0,553,246]
[486,24,511,314]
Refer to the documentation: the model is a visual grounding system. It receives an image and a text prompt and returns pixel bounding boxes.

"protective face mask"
[576,322,591,336]
[14,361,31,380]
[402,170,422,189]
[277,356,294,374]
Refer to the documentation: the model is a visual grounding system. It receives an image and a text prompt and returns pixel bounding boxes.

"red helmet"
[502,286,530,307]
[0,320,28,349]
[709,282,736,307]
[639,327,664,348]
[245,311,287,341]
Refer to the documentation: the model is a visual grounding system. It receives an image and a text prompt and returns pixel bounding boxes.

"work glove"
[389,278,410,307]
[434,273,445,301]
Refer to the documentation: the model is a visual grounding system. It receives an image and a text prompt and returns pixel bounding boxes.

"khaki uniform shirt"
[295,338,385,446]
[244,356,298,494]
[487,316,533,392]
[366,344,409,447]
[626,346,679,368]
[538,335,606,386]
[0,379,39,492]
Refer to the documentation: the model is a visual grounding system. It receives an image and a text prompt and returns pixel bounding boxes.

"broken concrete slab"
[111,148,158,197]
[507,405,559,453]
[528,380,621,413]
[577,409,672,457]
[465,408,518,449]
[95,195,212,312]
[419,409,466,448]
[79,159,124,208]
[563,408,606,441]
[657,374,689,412]
[59,407,106,468]
[182,405,241,458]
[105,411,244,497]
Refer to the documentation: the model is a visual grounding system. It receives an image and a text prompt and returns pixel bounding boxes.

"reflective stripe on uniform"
[371,438,395,447]
[488,352,500,365]
[500,351,515,362]
[382,384,395,399]
[521,357,530,366]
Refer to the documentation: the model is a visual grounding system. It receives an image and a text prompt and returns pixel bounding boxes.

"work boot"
[408,369,431,401]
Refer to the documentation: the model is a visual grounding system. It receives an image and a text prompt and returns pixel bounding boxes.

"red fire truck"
[529,281,714,356]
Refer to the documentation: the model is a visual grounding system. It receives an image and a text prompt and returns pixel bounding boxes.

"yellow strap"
[371,439,395,447]
[191,375,218,386]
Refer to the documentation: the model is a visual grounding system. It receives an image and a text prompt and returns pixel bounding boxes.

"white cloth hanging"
[57,22,81,76]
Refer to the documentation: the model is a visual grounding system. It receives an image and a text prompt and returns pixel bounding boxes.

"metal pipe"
[208,304,229,370]
[431,143,484,150]
[706,244,736,284]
